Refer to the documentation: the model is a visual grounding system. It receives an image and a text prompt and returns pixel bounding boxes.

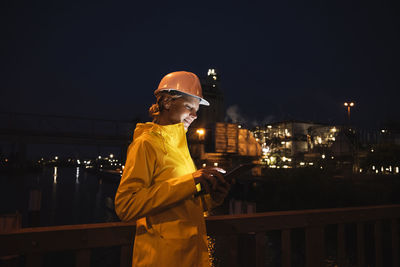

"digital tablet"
[224,163,257,183]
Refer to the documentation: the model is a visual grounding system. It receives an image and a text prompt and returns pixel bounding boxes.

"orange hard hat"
[154,71,209,106]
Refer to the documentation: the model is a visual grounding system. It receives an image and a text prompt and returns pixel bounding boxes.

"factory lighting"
[55,156,58,160]
[207,69,216,76]
[396,167,399,173]
[202,163,206,168]
[267,125,272,129]
[300,162,305,166]
[196,128,205,137]
[110,154,114,159]
[214,162,218,167]
[372,166,375,170]
[309,162,314,166]
[322,154,326,159]
[376,170,379,174]
[98,156,102,159]
[371,149,374,152]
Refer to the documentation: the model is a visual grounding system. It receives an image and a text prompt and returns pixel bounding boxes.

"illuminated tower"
[192,69,224,128]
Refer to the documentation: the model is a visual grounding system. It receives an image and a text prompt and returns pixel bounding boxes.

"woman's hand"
[192,167,226,194]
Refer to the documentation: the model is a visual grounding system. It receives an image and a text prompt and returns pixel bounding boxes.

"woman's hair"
[148,91,183,119]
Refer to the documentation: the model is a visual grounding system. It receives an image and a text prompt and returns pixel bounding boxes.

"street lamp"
[344,102,355,123]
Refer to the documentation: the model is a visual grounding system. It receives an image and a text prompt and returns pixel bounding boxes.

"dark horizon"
[1,1,399,128]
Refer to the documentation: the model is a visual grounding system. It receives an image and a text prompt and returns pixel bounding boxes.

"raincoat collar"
[134,122,187,148]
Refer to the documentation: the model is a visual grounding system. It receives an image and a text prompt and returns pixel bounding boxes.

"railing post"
[281,229,291,267]
[75,249,91,267]
[120,244,133,267]
[255,232,265,267]
[337,223,346,266]
[357,223,365,267]
[374,220,383,267]
[26,252,43,267]
[392,219,399,267]
[305,226,325,267]
[228,235,238,267]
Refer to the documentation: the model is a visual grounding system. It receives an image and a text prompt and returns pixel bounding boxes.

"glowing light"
[309,162,314,166]
[396,167,399,173]
[320,166,323,169]
[376,170,379,174]
[381,166,384,172]
[5,158,8,162]
[53,167,58,183]
[55,156,58,160]
[331,127,337,132]
[77,159,81,165]
[267,125,272,129]
[76,167,79,178]
[372,166,375,170]
[371,149,374,152]
[281,141,286,145]
[238,125,242,129]
[300,162,305,166]
[207,69,216,76]
[98,156,102,159]
[202,163,206,168]
[283,165,289,168]
[322,154,326,159]
[359,168,363,173]
[213,162,218,167]
[389,166,392,172]
[331,156,334,159]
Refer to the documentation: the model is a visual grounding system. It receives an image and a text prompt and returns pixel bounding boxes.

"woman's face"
[165,95,200,130]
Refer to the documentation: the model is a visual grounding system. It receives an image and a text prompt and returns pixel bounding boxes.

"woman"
[115,71,230,267]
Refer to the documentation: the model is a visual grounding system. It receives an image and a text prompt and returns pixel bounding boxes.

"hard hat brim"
[156,89,210,106]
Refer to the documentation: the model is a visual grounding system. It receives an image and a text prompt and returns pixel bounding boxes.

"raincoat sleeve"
[115,139,197,222]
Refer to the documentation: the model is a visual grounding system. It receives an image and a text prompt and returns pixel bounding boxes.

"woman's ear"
[162,96,172,110]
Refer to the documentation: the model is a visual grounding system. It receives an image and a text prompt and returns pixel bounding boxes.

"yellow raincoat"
[115,122,216,267]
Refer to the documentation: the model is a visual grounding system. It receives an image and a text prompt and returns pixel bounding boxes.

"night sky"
[1,1,399,128]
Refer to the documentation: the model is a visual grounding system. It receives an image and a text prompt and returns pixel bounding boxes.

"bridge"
[0,112,138,161]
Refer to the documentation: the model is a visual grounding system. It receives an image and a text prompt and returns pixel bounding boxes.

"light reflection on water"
[0,167,119,227]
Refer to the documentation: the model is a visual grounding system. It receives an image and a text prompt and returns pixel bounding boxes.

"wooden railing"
[1,205,399,267]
